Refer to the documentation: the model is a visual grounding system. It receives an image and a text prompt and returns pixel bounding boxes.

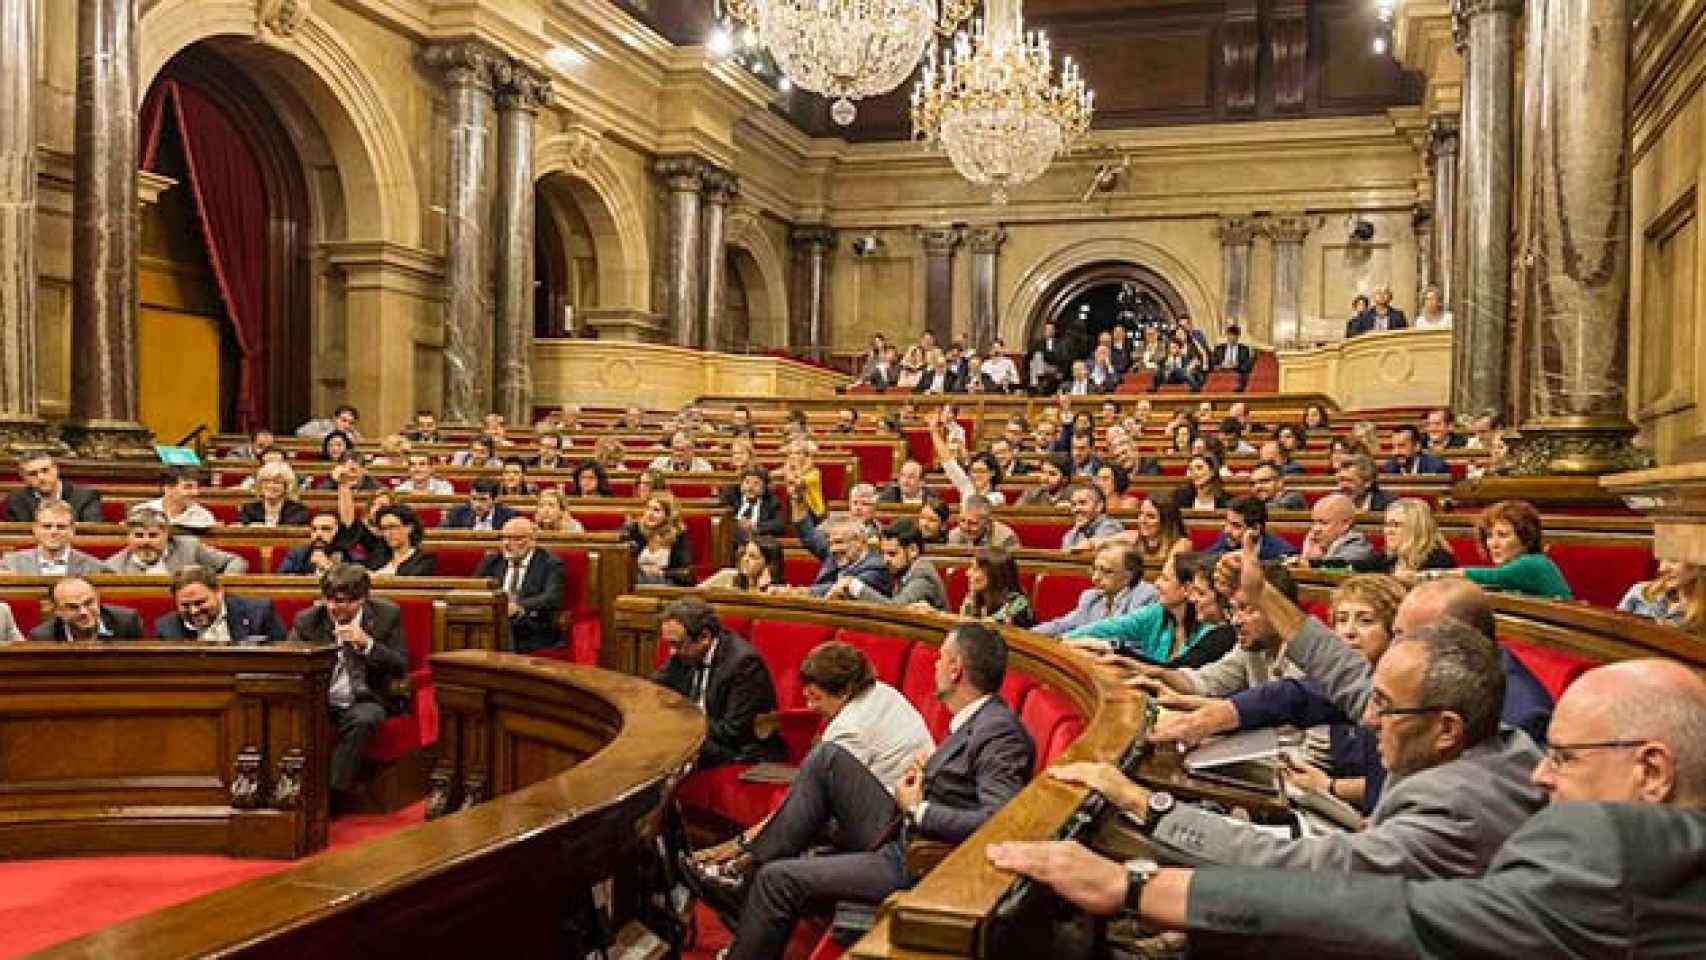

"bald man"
[29,578,143,641]
[473,518,565,653]
[1293,493,1378,570]
[989,658,1706,957]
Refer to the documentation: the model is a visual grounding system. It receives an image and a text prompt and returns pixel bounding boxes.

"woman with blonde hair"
[783,438,826,520]
[1619,561,1706,633]
[593,435,626,473]
[372,433,412,467]
[532,486,585,534]
[896,345,926,391]
[622,491,692,585]
[238,460,310,526]
[1377,498,1456,576]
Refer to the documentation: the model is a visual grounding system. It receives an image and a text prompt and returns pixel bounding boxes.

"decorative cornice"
[918,225,961,256]
[419,40,509,91]
[1215,215,1260,246]
[1452,0,1523,51]
[702,168,741,204]
[257,0,311,38]
[1263,213,1315,244]
[654,155,707,193]
[496,61,552,111]
[791,226,836,253]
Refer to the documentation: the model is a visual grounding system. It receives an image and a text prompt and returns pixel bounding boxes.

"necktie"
[691,665,709,704]
[743,499,758,522]
[503,559,523,598]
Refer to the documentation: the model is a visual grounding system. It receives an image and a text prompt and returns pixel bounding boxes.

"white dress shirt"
[821,681,935,793]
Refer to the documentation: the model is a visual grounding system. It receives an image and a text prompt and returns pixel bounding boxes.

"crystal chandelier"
[911,0,1093,204]
[718,0,976,126]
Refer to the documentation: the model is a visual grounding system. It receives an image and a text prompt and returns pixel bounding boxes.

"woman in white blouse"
[930,413,1007,506]
[1413,285,1453,329]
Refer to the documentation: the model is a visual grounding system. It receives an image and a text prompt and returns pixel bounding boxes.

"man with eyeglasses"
[1034,543,1157,636]
[987,656,1706,957]
[473,517,564,653]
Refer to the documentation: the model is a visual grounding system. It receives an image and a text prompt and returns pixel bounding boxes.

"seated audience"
[982,340,1021,391]
[1425,499,1573,599]
[782,441,826,520]
[1218,417,1256,456]
[1115,496,1192,569]
[0,500,104,575]
[1064,552,1235,669]
[439,478,517,531]
[828,518,946,610]
[794,513,891,599]
[286,564,411,796]
[357,504,437,576]
[449,435,500,468]
[238,462,311,527]
[6,454,104,522]
[1170,454,1231,513]
[1035,543,1158,636]
[650,431,714,473]
[392,452,453,495]
[29,578,142,641]
[571,459,612,498]
[916,497,952,546]
[877,459,934,505]
[1063,483,1126,551]
[947,494,1020,550]
[717,464,782,548]
[1466,409,1504,449]
[1382,424,1450,475]
[402,409,439,444]
[593,436,626,473]
[1067,431,1102,479]
[1423,407,1461,449]
[1291,493,1379,571]
[1250,460,1307,512]
[933,420,1007,507]
[140,467,217,532]
[105,505,246,574]
[1302,403,1331,435]
[297,403,361,440]
[1414,284,1453,328]
[474,518,565,653]
[319,429,355,464]
[1376,498,1457,576]
[1088,345,1122,392]
[370,433,411,467]
[622,492,693,586]
[311,452,380,493]
[988,436,1030,479]
[155,566,285,641]
[1202,496,1298,561]
[277,512,349,575]
[1348,284,1408,335]
[1092,462,1141,512]
[960,546,1035,627]
[1017,453,1074,508]
[1619,560,1705,631]
[653,597,785,769]
[1061,359,1096,396]
[529,434,571,471]
[1152,337,1205,392]
[701,537,785,592]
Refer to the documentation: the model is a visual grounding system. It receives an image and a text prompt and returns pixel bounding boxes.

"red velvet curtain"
[140,79,267,430]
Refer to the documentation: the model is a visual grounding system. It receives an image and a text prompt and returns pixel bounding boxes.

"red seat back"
[899,643,951,738]
[1546,543,1654,608]
[1006,519,1070,550]
[1031,573,1090,622]
[1019,687,1082,773]
[832,629,914,687]
[1501,638,1595,702]
[750,620,838,709]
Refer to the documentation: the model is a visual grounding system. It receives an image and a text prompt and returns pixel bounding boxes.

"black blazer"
[339,523,438,575]
[5,482,104,523]
[718,488,785,538]
[473,548,565,619]
[29,604,145,641]
[154,594,287,641]
[237,500,312,527]
[1211,342,1255,373]
[917,697,1036,843]
[276,541,351,575]
[287,598,411,714]
[1170,484,1231,512]
[440,502,519,530]
[621,522,694,586]
[913,369,965,394]
[1349,308,1409,336]
[653,631,785,767]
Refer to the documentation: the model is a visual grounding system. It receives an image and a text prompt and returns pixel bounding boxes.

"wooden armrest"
[905,839,954,879]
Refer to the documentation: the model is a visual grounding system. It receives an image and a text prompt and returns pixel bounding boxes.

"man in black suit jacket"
[1026,320,1071,395]
[1381,424,1450,476]
[720,466,785,548]
[286,564,412,793]
[6,454,104,523]
[1209,324,1256,392]
[29,578,145,641]
[154,567,287,641]
[473,517,564,653]
[702,621,1035,960]
[1347,286,1408,336]
[653,597,785,769]
[913,359,964,395]
[276,513,351,575]
[439,478,518,531]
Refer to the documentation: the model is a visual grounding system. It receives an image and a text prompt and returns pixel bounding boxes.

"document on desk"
[1183,729,1283,773]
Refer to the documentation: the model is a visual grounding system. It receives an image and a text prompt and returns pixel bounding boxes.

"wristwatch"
[1143,790,1176,829]
[1123,857,1161,913]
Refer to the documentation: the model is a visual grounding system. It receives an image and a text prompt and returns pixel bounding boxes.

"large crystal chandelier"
[719,0,977,126]
[911,0,1093,204]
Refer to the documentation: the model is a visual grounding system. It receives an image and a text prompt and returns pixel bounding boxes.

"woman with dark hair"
[1063,551,1233,668]
[572,459,612,497]
[1171,454,1230,512]
[1116,496,1192,569]
[1167,422,1196,456]
[1303,404,1331,435]
[916,496,952,545]
[633,467,669,503]
[700,536,785,591]
[1093,462,1140,511]
[931,413,1007,506]
[1424,499,1572,599]
[363,503,437,576]
[960,546,1035,627]
[320,429,354,462]
[1017,453,1074,508]
[1276,422,1307,455]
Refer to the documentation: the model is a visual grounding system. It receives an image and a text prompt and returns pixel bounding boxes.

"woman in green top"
[1422,499,1573,599]
[1063,552,1234,668]
[960,545,1035,628]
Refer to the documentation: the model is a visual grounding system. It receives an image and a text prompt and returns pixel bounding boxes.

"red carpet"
[0,802,426,958]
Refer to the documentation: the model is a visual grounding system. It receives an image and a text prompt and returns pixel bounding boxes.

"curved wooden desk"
[34,652,704,959]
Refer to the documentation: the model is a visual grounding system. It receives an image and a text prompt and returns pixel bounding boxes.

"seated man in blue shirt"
[1203,497,1297,562]
[1035,543,1157,636]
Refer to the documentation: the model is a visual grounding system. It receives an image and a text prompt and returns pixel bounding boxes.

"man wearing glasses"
[988,655,1706,956]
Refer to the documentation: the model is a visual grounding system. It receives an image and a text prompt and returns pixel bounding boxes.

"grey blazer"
[868,557,948,611]
[1184,802,1706,958]
[103,535,247,575]
[0,548,107,576]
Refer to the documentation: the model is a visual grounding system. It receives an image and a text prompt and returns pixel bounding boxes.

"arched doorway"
[1027,261,1188,363]
[138,44,313,435]
[721,252,753,352]
[535,175,600,337]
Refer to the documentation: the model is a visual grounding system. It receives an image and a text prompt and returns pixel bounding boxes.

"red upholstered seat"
[784,553,822,587]
[831,629,914,686]
[1031,573,1090,622]
[1005,518,1070,550]
[428,544,489,577]
[899,644,952,738]
[942,565,969,610]
[676,765,791,827]
[1187,527,1219,550]
[751,620,838,709]
[1501,638,1595,702]
[1546,543,1655,609]
[1018,687,1081,774]
[999,672,1039,716]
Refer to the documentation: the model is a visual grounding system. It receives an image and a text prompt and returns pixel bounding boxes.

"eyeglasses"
[1542,740,1648,770]
[1367,692,1449,720]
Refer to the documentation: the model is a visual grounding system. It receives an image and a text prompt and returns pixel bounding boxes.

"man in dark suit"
[720,465,785,548]
[876,460,935,505]
[913,354,964,395]
[438,477,517,531]
[276,512,351,575]
[1382,424,1451,475]
[1336,454,1396,512]
[473,517,564,653]
[6,454,104,523]
[699,621,1035,960]
[1026,320,1070,395]
[1348,285,1408,336]
[652,597,784,768]
[1208,323,1256,392]
[285,564,411,794]
[29,578,145,641]
[792,513,891,598]
[154,566,286,641]
[987,659,1706,957]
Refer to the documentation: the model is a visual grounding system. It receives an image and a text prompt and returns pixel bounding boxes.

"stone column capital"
[495,62,552,112]
[655,155,707,194]
[701,168,740,205]
[1263,213,1314,245]
[965,224,1007,255]
[918,225,961,257]
[1452,0,1522,50]
[791,225,835,255]
[1427,113,1462,153]
[420,40,508,92]
[1215,215,1260,246]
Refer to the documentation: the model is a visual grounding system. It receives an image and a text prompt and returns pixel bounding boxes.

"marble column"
[1413,204,1435,302]
[1265,214,1312,347]
[790,226,834,360]
[1426,114,1461,308]
[421,41,502,425]
[919,226,959,346]
[0,0,47,447]
[966,225,1006,351]
[1507,0,1643,473]
[66,0,150,455]
[699,169,738,351]
[656,156,705,348]
[1449,0,1521,419]
[492,64,550,428]
[1215,215,1259,337]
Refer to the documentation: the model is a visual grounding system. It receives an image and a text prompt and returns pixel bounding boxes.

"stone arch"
[1001,237,1220,347]
[139,0,420,245]
[534,134,652,310]
[724,211,790,349]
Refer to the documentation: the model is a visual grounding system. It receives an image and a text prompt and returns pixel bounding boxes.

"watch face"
[1129,858,1160,876]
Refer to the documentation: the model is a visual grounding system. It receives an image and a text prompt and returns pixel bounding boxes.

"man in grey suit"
[988,659,1706,958]
[1292,493,1378,570]
[0,500,105,576]
[103,505,247,575]
[827,518,947,610]
[1034,543,1157,636]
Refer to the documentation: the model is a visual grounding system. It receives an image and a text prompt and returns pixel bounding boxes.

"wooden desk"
[0,641,335,860]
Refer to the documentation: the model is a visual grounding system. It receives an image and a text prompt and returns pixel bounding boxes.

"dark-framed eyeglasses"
[1368,693,1449,721]
[1542,740,1649,770]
